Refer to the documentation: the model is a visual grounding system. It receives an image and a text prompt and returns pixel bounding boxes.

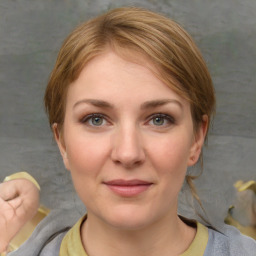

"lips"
[103,179,153,197]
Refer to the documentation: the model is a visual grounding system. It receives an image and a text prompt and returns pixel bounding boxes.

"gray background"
[0,0,255,225]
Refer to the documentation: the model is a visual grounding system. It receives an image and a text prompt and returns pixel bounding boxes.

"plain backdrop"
[0,0,255,225]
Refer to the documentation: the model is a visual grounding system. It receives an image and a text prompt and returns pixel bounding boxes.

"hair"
[44,7,216,219]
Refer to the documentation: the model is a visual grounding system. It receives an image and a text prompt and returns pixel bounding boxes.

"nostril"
[112,152,144,168]
[110,127,146,168]
[111,145,146,168]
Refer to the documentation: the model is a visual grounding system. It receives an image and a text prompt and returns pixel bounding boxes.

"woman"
[7,6,256,256]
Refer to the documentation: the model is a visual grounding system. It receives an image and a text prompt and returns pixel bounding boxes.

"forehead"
[66,50,190,112]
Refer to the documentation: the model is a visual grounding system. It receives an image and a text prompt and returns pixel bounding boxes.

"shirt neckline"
[59,215,209,256]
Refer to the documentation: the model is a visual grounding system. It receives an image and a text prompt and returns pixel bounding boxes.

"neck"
[81,211,196,256]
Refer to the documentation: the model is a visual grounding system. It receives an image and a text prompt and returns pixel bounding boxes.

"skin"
[54,50,208,256]
[0,179,39,253]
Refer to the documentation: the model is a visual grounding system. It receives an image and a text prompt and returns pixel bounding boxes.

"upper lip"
[103,179,153,186]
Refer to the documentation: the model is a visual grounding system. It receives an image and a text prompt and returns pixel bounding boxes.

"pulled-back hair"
[45,7,215,131]
[44,7,216,218]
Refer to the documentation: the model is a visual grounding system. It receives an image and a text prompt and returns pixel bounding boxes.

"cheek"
[65,132,110,176]
[150,135,191,171]
[64,134,110,203]
[148,134,192,191]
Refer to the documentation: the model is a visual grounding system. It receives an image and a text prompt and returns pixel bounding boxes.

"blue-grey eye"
[149,114,175,127]
[153,116,165,126]
[80,113,108,127]
[90,116,104,126]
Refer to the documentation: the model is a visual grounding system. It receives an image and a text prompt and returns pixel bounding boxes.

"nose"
[111,125,145,168]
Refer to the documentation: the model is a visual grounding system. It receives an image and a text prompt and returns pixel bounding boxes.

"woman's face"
[55,50,206,230]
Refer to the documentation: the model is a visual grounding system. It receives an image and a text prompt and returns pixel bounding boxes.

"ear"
[187,115,208,166]
[52,123,70,170]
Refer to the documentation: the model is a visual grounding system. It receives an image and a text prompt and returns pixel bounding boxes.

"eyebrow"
[73,99,114,109]
[140,99,183,110]
[73,98,183,110]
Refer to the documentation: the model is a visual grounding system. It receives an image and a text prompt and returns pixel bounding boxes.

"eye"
[81,114,107,127]
[90,116,104,126]
[148,114,175,127]
[152,116,165,126]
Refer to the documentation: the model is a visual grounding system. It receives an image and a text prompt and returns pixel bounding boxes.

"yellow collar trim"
[181,222,209,256]
[59,216,208,256]
[59,216,87,256]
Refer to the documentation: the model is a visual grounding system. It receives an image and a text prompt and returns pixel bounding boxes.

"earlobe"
[188,115,208,166]
[52,123,70,170]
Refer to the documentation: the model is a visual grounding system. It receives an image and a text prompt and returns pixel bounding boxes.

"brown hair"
[44,7,215,217]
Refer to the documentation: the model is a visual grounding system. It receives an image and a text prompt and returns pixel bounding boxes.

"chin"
[109,216,152,231]
[102,205,158,231]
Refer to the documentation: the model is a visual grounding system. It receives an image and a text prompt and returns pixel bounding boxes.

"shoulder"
[7,209,82,256]
[38,230,68,256]
[204,224,256,256]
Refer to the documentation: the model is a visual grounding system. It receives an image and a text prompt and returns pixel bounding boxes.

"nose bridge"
[111,121,145,167]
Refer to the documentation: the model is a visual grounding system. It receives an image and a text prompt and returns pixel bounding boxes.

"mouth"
[103,179,153,197]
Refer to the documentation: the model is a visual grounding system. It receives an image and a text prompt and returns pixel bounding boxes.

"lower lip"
[105,184,151,197]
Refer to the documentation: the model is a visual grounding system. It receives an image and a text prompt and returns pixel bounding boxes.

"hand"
[0,178,40,253]
[232,180,256,227]
[233,189,256,227]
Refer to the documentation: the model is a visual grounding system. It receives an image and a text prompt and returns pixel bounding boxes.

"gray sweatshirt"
[8,209,256,256]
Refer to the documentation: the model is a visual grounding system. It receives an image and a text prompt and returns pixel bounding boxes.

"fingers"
[0,241,8,254]
[8,196,23,210]
[0,197,10,253]
[0,176,40,254]
[0,182,18,202]
[0,196,7,211]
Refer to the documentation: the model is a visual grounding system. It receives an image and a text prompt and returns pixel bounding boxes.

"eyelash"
[147,113,175,127]
[80,113,109,126]
[79,113,175,128]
